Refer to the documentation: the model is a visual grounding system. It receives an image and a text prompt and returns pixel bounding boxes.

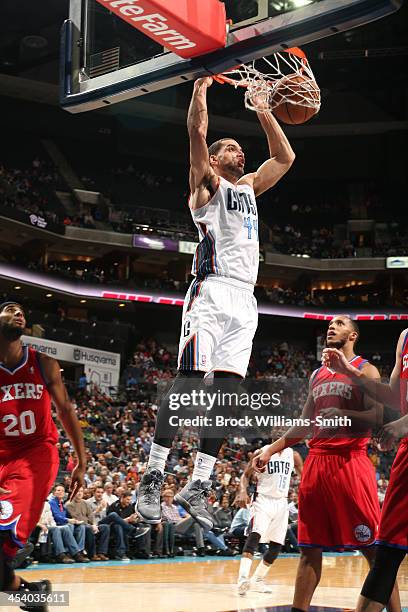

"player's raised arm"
[293,450,303,478]
[244,106,295,197]
[253,389,315,472]
[39,354,87,498]
[187,77,217,204]
[323,329,406,410]
[234,462,254,506]
[320,362,384,429]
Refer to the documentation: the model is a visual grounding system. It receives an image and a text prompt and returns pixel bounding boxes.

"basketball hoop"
[214,47,321,115]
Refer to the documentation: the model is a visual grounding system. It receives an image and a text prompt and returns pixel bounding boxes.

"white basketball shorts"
[249,495,289,545]
[177,275,258,379]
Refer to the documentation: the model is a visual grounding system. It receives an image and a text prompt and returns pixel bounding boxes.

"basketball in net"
[271,73,320,125]
[214,47,321,122]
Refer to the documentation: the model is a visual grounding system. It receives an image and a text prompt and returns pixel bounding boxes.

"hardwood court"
[20,554,408,612]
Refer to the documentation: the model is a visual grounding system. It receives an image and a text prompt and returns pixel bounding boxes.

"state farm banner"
[22,335,120,390]
[95,0,226,58]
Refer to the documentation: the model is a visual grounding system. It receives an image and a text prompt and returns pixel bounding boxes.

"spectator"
[229,505,250,538]
[103,482,118,506]
[213,496,233,530]
[161,490,205,557]
[104,492,151,560]
[65,487,110,561]
[84,467,98,487]
[48,484,89,563]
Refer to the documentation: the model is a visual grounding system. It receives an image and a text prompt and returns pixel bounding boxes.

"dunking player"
[0,302,86,612]
[253,316,400,612]
[136,77,295,528]
[235,445,303,596]
[323,328,408,612]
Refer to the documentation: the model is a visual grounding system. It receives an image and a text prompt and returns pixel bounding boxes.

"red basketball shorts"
[0,443,59,558]
[377,439,408,550]
[298,449,380,550]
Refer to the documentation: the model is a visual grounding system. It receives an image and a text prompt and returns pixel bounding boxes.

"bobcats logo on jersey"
[267,460,291,475]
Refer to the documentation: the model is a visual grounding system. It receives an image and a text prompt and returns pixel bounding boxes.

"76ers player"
[136,77,295,529]
[236,445,303,596]
[324,328,408,612]
[0,302,86,611]
[254,316,400,612]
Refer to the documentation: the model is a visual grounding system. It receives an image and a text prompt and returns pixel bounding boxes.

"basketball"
[272,73,320,125]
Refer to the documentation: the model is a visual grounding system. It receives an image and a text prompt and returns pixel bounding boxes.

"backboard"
[61,0,403,113]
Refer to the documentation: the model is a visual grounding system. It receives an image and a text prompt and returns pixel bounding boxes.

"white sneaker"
[251,577,273,593]
[237,578,250,596]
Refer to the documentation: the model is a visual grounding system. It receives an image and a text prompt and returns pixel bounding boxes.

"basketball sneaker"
[174,479,213,530]
[250,576,273,593]
[237,578,250,596]
[18,578,51,611]
[135,468,164,524]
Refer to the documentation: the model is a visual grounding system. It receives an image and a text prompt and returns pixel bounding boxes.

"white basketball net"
[215,47,321,114]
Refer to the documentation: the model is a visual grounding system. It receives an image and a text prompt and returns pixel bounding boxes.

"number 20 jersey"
[190,176,259,286]
[0,346,58,459]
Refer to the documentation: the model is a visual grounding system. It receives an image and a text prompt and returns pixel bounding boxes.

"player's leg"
[356,546,406,612]
[358,441,408,611]
[250,541,281,593]
[292,546,323,611]
[136,369,205,523]
[360,547,401,612]
[237,531,261,596]
[0,447,59,611]
[175,370,242,529]
[177,284,258,529]
[251,496,287,593]
[137,279,213,524]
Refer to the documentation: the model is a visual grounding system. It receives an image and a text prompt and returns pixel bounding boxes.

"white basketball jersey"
[255,447,294,498]
[190,176,259,285]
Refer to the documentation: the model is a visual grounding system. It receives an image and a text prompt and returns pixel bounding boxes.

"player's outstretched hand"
[69,463,85,501]
[0,486,11,494]
[233,490,250,508]
[322,347,353,374]
[378,419,408,451]
[251,446,271,473]
[247,85,270,113]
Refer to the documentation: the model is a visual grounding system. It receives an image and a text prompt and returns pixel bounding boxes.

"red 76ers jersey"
[400,331,408,417]
[309,355,370,452]
[0,347,58,459]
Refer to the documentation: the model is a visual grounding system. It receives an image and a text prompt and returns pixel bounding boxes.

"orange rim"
[213,73,248,87]
[214,47,309,87]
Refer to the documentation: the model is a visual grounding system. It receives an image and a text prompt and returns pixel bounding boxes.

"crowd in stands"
[20,337,398,566]
[1,152,408,258]
[0,158,65,226]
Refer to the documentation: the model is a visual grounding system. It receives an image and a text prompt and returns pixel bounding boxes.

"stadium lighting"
[293,0,314,7]
[14,285,21,290]
[270,0,314,9]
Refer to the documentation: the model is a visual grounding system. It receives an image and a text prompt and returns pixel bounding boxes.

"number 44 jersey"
[0,346,58,459]
[190,176,259,286]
